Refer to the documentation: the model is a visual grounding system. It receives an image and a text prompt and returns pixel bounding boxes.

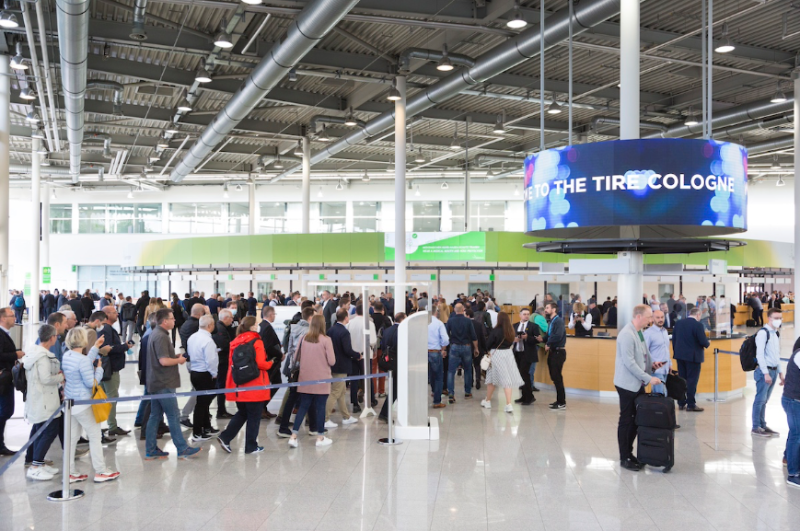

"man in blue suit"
[671,307,710,411]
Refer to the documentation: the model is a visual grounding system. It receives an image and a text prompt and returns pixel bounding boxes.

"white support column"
[394,76,407,299]
[617,251,643,330]
[42,181,50,273]
[0,55,9,298]
[29,138,42,341]
[464,117,471,231]
[619,0,640,140]
[794,70,800,343]
[248,181,257,235]
[301,136,311,234]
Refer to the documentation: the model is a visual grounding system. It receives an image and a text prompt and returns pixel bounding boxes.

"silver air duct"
[746,136,792,156]
[398,47,476,72]
[643,98,794,139]
[130,0,147,40]
[169,0,360,183]
[86,80,124,116]
[309,115,367,130]
[56,0,89,182]
[590,116,667,134]
[271,0,631,182]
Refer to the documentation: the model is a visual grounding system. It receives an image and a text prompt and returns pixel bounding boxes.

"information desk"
[534,332,747,398]
[734,304,794,325]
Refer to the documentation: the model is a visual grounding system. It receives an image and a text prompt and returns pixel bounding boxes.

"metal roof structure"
[2,0,797,188]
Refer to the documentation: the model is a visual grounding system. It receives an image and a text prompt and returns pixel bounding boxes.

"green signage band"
[43,267,51,285]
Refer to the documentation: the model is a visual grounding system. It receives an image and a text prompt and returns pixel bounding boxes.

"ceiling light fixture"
[335,180,344,191]
[450,127,460,150]
[344,107,358,127]
[317,186,323,198]
[514,184,520,196]
[492,114,506,134]
[441,182,449,190]
[240,0,263,5]
[486,167,495,178]
[414,148,425,163]
[25,111,40,123]
[20,86,37,100]
[506,1,527,29]
[684,106,699,126]
[165,122,179,134]
[235,184,242,192]
[547,95,562,115]
[31,126,45,139]
[214,20,234,49]
[127,188,134,199]
[771,155,781,171]
[157,136,169,150]
[223,182,229,198]
[714,23,735,53]
[10,42,27,70]
[362,170,370,182]
[41,155,51,166]
[293,140,303,157]
[387,79,401,101]
[103,43,111,60]
[195,65,212,83]
[776,176,786,187]
[770,82,787,103]
[414,184,421,197]
[436,45,454,72]
[0,9,19,29]
[288,68,297,82]
[177,95,193,112]
[318,125,331,142]
[273,155,284,169]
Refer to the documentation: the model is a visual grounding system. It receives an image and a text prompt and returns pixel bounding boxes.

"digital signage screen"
[524,138,748,238]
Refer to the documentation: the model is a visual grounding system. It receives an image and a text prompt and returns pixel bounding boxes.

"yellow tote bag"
[91,381,112,424]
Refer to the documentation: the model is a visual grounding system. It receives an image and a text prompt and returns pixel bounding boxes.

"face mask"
[772,319,782,328]
[231,309,237,316]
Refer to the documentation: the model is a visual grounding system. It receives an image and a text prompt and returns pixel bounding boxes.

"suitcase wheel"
[663,466,672,473]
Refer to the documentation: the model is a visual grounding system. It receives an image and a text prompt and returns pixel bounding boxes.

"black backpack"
[281,319,292,352]
[378,345,397,372]
[231,338,260,385]
[12,361,27,400]
[739,327,772,372]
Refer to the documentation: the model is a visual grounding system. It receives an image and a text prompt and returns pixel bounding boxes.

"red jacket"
[225,331,273,402]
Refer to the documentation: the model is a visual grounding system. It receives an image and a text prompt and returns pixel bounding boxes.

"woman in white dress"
[481,312,525,413]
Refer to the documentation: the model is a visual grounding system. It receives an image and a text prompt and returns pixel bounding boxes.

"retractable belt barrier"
[0,371,400,503]
[712,348,792,403]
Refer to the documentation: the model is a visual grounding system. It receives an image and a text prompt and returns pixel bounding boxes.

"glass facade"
[50,204,72,234]
[353,201,380,232]
[451,201,506,231]
[317,202,346,233]
[77,203,162,234]
[412,202,441,232]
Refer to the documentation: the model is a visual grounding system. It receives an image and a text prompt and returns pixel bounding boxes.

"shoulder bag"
[480,349,493,371]
[91,380,112,423]
[289,338,304,383]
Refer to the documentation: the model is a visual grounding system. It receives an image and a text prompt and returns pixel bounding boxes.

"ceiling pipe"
[398,47,476,72]
[473,154,525,166]
[169,0,360,182]
[86,80,124,116]
[56,0,90,182]
[712,113,794,139]
[590,116,668,134]
[130,0,147,40]
[309,115,366,130]
[84,132,114,159]
[34,0,61,151]
[642,97,794,139]
[20,3,55,152]
[271,0,632,182]
[746,136,792,155]
[95,0,212,41]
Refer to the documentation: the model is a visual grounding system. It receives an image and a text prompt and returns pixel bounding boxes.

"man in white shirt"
[649,295,660,312]
[752,308,785,438]
[187,315,219,442]
[643,310,671,396]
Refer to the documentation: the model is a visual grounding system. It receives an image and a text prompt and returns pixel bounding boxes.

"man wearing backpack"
[752,308,785,438]
[120,296,137,344]
[12,291,26,324]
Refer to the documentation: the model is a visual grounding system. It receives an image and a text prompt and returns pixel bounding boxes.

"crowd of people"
[1,286,799,489]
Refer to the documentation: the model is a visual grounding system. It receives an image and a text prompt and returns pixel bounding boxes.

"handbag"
[665,371,687,402]
[91,380,112,423]
[480,350,494,371]
[289,339,303,383]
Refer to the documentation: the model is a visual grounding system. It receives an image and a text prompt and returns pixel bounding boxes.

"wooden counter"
[734,303,794,325]
[534,335,746,397]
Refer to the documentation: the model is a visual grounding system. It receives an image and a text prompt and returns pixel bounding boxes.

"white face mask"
[772,319,782,329]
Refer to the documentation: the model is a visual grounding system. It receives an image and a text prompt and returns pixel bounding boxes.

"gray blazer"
[614,322,653,393]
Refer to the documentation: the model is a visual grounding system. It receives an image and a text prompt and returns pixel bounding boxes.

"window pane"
[471,202,505,217]
[413,217,440,232]
[353,217,377,232]
[227,203,249,234]
[78,204,106,234]
[259,202,285,218]
[320,202,346,217]
[50,220,72,234]
[353,201,378,217]
[412,202,440,217]
[137,204,162,219]
[108,204,134,234]
[50,204,72,219]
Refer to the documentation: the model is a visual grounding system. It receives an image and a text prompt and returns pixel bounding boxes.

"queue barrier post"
[713,348,719,403]
[47,399,84,502]
[378,370,401,446]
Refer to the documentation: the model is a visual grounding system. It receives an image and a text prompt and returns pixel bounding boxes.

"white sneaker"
[324,420,338,429]
[316,437,333,447]
[288,438,298,448]
[480,399,491,409]
[27,467,54,481]
[504,404,513,413]
[41,464,59,475]
[341,417,358,425]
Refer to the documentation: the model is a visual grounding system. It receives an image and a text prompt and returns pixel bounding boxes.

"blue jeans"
[752,369,778,430]
[146,388,189,454]
[782,395,800,476]
[447,344,473,396]
[529,361,538,388]
[29,418,61,464]
[135,389,149,426]
[293,393,327,436]
[428,350,443,404]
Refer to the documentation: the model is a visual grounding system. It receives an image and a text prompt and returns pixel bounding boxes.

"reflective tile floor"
[1,326,799,531]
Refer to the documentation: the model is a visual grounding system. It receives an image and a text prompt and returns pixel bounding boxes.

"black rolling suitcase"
[635,394,676,472]
[746,319,756,327]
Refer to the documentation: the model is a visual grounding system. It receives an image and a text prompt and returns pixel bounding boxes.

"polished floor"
[1,326,799,531]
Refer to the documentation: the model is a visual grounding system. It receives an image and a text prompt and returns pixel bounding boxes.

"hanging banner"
[384,232,486,261]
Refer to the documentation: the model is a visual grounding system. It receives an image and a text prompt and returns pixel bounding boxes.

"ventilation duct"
[84,132,114,159]
[56,0,89,182]
[86,80,124,116]
[309,115,366,130]
[398,47,476,73]
[130,0,147,40]
[590,116,668,134]
[271,0,632,182]
[746,136,792,156]
[169,0,360,182]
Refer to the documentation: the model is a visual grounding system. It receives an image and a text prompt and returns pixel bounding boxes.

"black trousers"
[616,385,644,461]
[217,358,229,412]
[219,401,263,453]
[518,350,536,403]
[676,359,702,408]
[472,353,483,388]
[379,369,398,420]
[190,371,215,436]
[753,309,764,327]
[547,348,567,405]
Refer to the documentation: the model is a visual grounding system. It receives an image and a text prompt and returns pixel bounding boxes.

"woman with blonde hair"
[568,302,593,337]
[482,312,524,412]
[288,314,336,448]
[61,327,120,483]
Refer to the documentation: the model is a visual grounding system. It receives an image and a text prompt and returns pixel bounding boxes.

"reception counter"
[734,304,794,325]
[534,332,747,399]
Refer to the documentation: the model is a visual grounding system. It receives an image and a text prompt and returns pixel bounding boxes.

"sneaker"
[74,447,90,458]
[277,429,292,439]
[480,399,491,409]
[107,427,130,436]
[69,474,88,484]
[177,447,202,459]
[464,394,473,399]
[27,467,55,481]
[217,437,232,454]
[316,437,333,447]
[145,449,169,460]
[41,464,59,475]
[432,403,446,409]
[180,418,193,429]
[763,426,780,437]
[342,417,358,425]
[77,437,89,445]
[204,427,220,435]
[787,475,800,489]
[752,428,771,438]
[442,389,449,396]
[549,403,566,410]
[324,420,338,429]
[504,404,513,413]
[190,434,212,443]
[288,438,298,448]
[246,446,265,454]
[448,395,456,404]
[94,471,121,483]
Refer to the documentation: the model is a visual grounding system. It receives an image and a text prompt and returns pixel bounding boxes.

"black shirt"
[446,314,477,345]
[486,328,513,351]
